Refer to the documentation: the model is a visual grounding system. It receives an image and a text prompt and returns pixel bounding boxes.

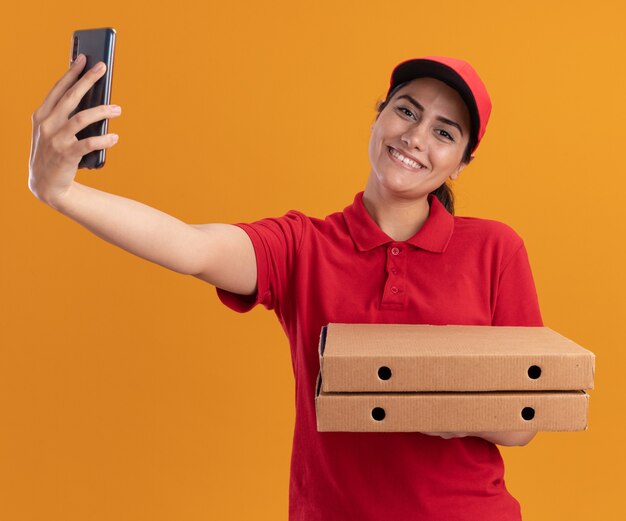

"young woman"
[29,54,543,520]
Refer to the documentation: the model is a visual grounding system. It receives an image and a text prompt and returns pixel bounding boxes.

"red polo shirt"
[216,191,543,521]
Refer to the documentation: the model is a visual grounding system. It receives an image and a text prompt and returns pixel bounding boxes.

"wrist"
[45,182,78,212]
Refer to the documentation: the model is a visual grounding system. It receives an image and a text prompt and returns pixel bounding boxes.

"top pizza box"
[318,323,595,392]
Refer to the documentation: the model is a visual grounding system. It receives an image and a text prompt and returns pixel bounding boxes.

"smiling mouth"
[387,147,426,171]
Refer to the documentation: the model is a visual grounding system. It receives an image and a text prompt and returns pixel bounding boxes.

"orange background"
[2,0,625,519]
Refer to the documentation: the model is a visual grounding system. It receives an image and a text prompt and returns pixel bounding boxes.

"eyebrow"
[396,94,464,137]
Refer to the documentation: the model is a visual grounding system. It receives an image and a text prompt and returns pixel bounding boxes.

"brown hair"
[373,81,477,215]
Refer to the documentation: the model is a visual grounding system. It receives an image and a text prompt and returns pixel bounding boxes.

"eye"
[396,106,415,119]
[437,129,455,142]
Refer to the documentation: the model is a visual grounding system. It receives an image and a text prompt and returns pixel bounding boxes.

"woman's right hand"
[28,54,122,207]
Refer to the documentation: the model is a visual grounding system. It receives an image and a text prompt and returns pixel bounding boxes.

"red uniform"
[216,191,543,520]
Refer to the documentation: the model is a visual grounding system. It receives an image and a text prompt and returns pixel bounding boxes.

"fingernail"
[95,62,105,73]
[74,53,85,65]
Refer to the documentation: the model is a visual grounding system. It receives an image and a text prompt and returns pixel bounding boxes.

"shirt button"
[391,286,399,294]
[391,247,400,256]
[391,268,398,275]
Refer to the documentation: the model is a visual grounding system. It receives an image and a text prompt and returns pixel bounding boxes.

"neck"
[362,175,431,242]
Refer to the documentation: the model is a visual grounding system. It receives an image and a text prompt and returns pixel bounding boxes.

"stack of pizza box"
[315,323,595,432]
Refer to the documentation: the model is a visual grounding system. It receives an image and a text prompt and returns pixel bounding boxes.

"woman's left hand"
[421,432,470,439]
[421,431,537,446]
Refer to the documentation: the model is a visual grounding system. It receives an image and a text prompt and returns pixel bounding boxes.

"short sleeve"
[491,241,544,327]
[215,210,304,315]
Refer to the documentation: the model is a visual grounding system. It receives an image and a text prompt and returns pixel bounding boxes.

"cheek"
[368,130,382,159]
[435,145,465,169]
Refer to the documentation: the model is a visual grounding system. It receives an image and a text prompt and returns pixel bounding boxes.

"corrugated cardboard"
[315,373,590,432]
[314,323,595,433]
[318,323,595,392]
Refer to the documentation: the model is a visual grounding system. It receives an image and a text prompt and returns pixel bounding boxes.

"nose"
[401,121,427,151]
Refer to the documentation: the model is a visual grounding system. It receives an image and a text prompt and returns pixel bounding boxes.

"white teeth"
[390,148,423,169]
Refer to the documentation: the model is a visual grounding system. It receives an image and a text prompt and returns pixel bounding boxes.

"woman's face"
[368,77,472,199]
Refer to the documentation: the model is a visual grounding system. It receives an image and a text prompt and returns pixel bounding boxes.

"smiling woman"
[31,48,542,521]
[212,56,543,521]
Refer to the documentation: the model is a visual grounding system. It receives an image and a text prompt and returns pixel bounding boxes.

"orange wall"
[2,0,624,519]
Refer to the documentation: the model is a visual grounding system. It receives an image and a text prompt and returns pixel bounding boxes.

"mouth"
[387,146,427,171]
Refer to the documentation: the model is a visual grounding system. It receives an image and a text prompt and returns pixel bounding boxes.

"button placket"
[381,243,407,309]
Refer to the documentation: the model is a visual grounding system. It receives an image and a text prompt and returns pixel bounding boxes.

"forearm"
[473,430,537,446]
[44,181,207,275]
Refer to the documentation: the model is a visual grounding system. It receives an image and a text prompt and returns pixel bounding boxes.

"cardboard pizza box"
[318,323,595,392]
[315,371,590,432]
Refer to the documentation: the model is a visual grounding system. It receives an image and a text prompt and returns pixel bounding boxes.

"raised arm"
[42,183,258,296]
[29,53,257,297]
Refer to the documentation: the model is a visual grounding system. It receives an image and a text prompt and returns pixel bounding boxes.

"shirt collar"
[342,191,454,253]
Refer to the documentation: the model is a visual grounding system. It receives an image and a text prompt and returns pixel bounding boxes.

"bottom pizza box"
[315,373,589,432]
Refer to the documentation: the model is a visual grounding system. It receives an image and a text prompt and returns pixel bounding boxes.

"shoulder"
[454,215,523,246]
[239,206,345,236]
[240,208,309,230]
[229,209,311,256]
[280,206,350,235]
[452,215,525,265]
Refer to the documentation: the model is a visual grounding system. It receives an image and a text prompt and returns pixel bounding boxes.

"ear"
[450,163,466,181]
[450,153,474,181]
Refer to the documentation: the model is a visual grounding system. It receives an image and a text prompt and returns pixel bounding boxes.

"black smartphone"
[69,27,116,169]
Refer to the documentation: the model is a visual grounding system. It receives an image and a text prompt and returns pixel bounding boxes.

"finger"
[54,61,108,124]
[421,432,457,439]
[67,132,120,163]
[434,433,453,439]
[35,54,87,122]
[63,104,122,140]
